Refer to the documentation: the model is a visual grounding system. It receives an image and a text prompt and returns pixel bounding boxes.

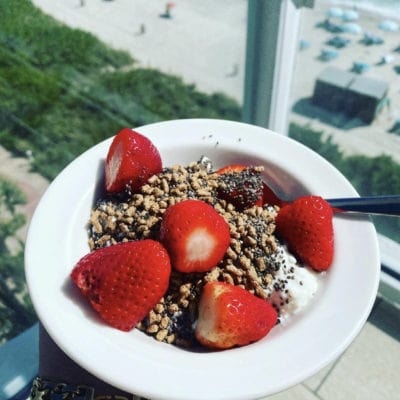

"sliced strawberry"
[216,164,247,175]
[195,282,278,350]
[159,199,231,273]
[276,196,334,271]
[105,128,162,194]
[71,240,171,331]
[216,164,263,210]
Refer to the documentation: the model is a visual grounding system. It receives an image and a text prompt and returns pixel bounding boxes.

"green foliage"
[0,177,36,343]
[289,122,400,242]
[0,0,241,181]
[341,155,400,196]
[288,123,343,167]
[0,0,132,72]
[0,178,26,214]
[98,69,241,121]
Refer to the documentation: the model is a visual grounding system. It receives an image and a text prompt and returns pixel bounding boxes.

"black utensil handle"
[327,195,400,216]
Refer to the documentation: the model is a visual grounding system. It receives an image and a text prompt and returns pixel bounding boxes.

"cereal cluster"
[88,161,281,347]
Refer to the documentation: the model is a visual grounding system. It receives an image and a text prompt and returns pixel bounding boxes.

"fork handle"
[326,195,400,216]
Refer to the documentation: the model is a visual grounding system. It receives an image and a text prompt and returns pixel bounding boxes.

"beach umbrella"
[340,22,362,34]
[381,54,395,64]
[362,33,384,45]
[352,61,371,74]
[299,39,311,50]
[320,49,339,61]
[327,7,343,18]
[379,20,399,32]
[327,35,351,48]
[342,9,359,21]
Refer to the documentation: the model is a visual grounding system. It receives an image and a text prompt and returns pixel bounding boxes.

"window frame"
[242,0,400,305]
[242,0,302,134]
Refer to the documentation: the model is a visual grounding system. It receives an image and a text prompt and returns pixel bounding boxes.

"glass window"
[2,0,398,342]
[287,0,400,302]
[0,0,248,345]
[1,0,399,398]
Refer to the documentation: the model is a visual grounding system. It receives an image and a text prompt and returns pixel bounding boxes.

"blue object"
[379,20,399,32]
[342,10,359,22]
[340,22,362,34]
[327,35,351,48]
[299,39,311,50]
[326,7,343,19]
[363,33,384,45]
[352,61,371,73]
[0,324,39,399]
[320,49,339,61]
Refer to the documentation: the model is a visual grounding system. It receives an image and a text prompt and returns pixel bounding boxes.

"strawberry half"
[105,128,162,194]
[195,282,278,350]
[216,164,247,175]
[276,195,334,271]
[70,240,171,331]
[159,199,231,273]
[216,164,263,210]
[216,164,283,208]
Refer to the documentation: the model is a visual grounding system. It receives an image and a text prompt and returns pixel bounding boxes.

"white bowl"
[25,119,380,400]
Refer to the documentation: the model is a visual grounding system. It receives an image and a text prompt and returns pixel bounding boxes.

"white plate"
[25,119,380,400]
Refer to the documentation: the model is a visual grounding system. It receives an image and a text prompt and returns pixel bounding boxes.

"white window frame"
[242,0,302,134]
[242,0,400,305]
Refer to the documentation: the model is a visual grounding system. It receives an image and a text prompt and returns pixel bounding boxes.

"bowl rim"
[25,118,380,400]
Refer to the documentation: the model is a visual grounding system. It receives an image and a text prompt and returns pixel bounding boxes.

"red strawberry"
[216,164,246,175]
[216,164,263,210]
[276,196,334,271]
[70,240,171,331]
[105,128,162,194]
[159,199,231,273]
[195,282,278,349]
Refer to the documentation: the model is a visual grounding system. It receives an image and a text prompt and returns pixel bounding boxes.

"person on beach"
[135,23,146,36]
[160,2,175,19]
[227,63,239,77]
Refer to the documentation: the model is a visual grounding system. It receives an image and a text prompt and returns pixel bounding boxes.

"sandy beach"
[30,0,400,162]
[32,0,247,102]
[292,0,400,162]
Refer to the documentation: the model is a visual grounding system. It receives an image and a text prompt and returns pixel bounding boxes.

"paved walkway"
[0,146,49,246]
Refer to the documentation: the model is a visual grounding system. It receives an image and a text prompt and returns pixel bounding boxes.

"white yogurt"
[265,244,319,322]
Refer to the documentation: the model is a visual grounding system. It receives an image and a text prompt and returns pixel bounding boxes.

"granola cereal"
[88,160,317,348]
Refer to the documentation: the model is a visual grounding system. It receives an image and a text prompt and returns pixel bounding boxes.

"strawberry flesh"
[276,196,334,271]
[195,282,278,349]
[71,240,171,331]
[216,164,246,175]
[105,128,162,194]
[159,199,231,273]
